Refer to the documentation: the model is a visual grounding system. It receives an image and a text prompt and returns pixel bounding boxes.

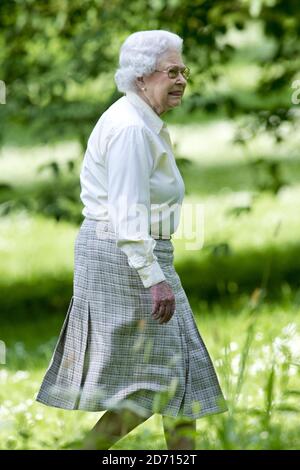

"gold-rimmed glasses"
[154,66,190,80]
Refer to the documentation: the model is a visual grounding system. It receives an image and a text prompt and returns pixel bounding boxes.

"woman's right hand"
[150,281,176,324]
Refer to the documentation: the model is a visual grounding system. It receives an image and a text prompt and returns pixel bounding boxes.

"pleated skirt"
[36,218,228,419]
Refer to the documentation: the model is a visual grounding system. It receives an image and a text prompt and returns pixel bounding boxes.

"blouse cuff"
[137,260,166,288]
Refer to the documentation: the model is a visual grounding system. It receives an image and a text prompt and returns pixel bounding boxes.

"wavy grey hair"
[114,30,183,93]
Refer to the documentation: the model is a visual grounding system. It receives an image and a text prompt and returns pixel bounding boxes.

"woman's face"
[137,50,187,116]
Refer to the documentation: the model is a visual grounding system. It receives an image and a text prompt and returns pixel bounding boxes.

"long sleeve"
[105,125,166,288]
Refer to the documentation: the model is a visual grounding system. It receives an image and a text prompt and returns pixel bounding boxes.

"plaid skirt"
[36,218,228,419]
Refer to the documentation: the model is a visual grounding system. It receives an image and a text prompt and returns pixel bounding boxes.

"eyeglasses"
[154,66,190,80]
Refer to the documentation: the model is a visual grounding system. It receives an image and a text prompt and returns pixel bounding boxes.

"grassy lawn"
[0,296,300,450]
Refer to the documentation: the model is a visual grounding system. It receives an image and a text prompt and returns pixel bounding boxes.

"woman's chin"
[167,96,182,108]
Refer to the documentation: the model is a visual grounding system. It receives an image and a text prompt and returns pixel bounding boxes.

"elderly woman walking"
[36,30,227,450]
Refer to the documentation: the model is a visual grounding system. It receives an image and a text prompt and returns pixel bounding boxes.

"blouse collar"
[125,91,166,134]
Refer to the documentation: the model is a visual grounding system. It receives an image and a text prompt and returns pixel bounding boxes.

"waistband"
[83,217,171,240]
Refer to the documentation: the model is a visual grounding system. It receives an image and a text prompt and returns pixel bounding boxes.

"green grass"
[0,295,300,450]
[0,213,76,284]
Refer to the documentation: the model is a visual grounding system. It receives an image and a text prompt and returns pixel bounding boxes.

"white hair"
[114,30,183,93]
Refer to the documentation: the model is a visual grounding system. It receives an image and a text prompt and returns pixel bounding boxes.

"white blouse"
[79,90,185,288]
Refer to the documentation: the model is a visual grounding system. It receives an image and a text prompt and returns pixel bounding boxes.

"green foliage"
[1,0,300,150]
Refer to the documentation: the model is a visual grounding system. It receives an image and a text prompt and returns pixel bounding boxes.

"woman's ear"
[136,76,145,91]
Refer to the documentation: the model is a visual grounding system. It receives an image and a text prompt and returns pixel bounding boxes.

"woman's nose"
[176,73,187,86]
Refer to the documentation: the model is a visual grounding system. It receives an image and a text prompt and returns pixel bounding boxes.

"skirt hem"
[35,395,228,420]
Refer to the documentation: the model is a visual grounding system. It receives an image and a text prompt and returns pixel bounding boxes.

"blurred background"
[0,0,300,450]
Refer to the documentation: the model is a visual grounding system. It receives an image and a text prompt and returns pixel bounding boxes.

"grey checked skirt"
[36,218,228,419]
